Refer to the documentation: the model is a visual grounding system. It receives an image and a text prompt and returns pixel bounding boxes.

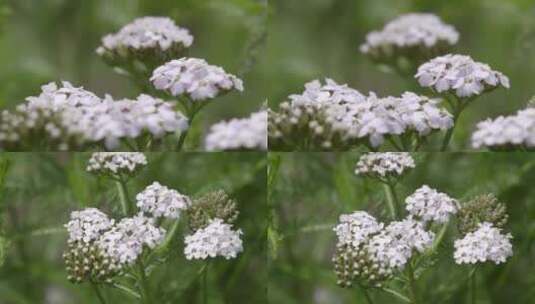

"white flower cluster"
[333,211,384,248]
[98,215,166,266]
[205,110,267,151]
[360,13,459,54]
[334,213,434,271]
[416,54,510,98]
[87,152,147,175]
[151,58,244,101]
[136,182,191,219]
[65,208,115,243]
[184,218,243,260]
[269,79,453,149]
[355,152,415,178]
[0,82,189,150]
[405,185,459,223]
[454,222,513,264]
[97,16,193,54]
[471,108,535,150]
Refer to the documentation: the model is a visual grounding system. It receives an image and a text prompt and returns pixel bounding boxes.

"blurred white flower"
[355,152,415,178]
[98,214,165,266]
[205,110,267,151]
[65,208,115,243]
[151,58,243,101]
[471,108,535,150]
[454,222,513,264]
[97,16,193,54]
[333,211,383,248]
[87,152,147,175]
[405,185,459,223]
[416,54,510,98]
[184,218,243,260]
[136,182,191,219]
[383,218,435,253]
[360,13,459,54]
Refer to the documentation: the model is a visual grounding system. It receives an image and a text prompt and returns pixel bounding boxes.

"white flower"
[205,110,267,151]
[360,13,459,54]
[87,152,147,175]
[355,152,415,178]
[0,82,189,150]
[383,218,435,253]
[151,58,243,101]
[471,108,535,149]
[366,218,434,270]
[98,215,166,266]
[184,218,243,260]
[97,16,193,54]
[454,222,513,264]
[333,211,383,247]
[136,182,191,219]
[65,208,114,243]
[415,54,510,98]
[405,185,459,223]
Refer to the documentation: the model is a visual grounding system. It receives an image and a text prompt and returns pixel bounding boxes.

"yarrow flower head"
[360,13,459,64]
[65,208,115,243]
[382,218,435,254]
[205,110,267,151]
[454,222,513,264]
[188,190,239,231]
[87,152,147,176]
[416,54,510,98]
[355,152,415,180]
[405,185,459,223]
[268,78,368,150]
[471,108,535,150]
[64,208,120,283]
[151,57,244,101]
[136,182,191,219]
[97,16,193,67]
[184,218,243,260]
[98,214,166,266]
[0,82,188,150]
[333,211,383,248]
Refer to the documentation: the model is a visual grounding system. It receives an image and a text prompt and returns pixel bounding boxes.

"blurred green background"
[268,152,535,303]
[0,152,267,304]
[265,0,535,150]
[0,0,267,148]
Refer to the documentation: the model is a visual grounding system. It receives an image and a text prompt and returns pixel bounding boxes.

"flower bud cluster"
[457,194,508,235]
[187,190,239,231]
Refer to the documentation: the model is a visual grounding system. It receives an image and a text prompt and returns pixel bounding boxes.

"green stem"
[383,183,400,220]
[156,218,181,253]
[111,283,141,299]
[91,283,107,304]
[362,287,374,304]
[440,97,467,151]
[470,268,477,304]
[381,287,411,303]
[202,262,209,304]
[431,221,449,253]
[137,260,152,304]
[176,99,208,151]
[407,263,419,304]
[115,175,133,217]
